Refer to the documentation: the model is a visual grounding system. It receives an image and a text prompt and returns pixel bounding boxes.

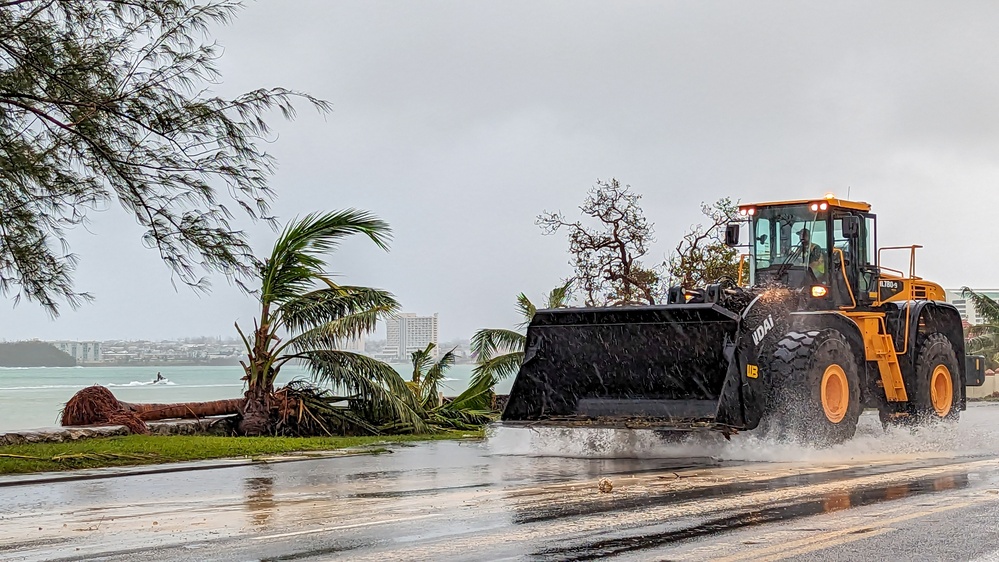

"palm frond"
[278,380,380,436]
[444,371,497,412]
[546,280,573,309]
[968,323,999,337]
[516,293,537,327]
[470,328,525,364]
[421,346,457,408]
[234,321,253,355]
[426,408,497,430]
[410,343,435,385]
[962,287,999,325]
[280,286,398,360]
[261,210,391,306]
[967,331,999,353]
[300,350,428,434]
[429,371,501,429]
[470,351,525,389]
[280,285,399,335]
[287,311,385,356]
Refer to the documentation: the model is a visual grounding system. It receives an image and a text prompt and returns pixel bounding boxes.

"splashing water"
[487,403,999,463]
[107,379,178,387]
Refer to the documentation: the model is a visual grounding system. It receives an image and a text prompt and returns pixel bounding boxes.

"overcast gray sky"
[3,0,999,342]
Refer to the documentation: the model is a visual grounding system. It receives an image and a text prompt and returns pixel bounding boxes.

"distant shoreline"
[1,361,476,368]
[77,360,243,367]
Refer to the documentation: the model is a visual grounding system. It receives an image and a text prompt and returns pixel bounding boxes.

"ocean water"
[0,363,501,432]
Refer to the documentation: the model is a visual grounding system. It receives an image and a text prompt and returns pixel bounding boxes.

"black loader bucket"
[501,304,742,430]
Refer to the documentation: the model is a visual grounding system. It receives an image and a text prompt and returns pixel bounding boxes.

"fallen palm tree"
[60,377,497,437]
[60,383,389,436]
[61,385,242,434]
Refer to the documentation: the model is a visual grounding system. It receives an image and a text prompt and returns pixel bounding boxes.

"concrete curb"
[0,447,388,488]
[0,418,232,446]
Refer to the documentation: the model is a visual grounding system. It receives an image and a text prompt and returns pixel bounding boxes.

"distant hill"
[0,342,76,367]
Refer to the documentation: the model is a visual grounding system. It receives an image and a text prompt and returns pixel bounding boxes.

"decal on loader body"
[752,315,775,346]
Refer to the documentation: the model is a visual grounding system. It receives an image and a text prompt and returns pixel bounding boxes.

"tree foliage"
[962,287,999,368]
[236,210,423,436]
[664,198,741,288]
[538,179,660,306]
[405,342,495,430]
[408,342,457,410]
[0,0,328,314]
[471,282,571,389]
[236,212,495,436]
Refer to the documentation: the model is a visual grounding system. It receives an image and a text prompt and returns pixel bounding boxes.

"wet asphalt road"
[5,405,999,561]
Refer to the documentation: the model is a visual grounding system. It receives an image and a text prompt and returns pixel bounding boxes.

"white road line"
[251,513,441,541]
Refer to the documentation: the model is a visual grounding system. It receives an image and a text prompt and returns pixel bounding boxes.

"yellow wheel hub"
[930,365,953,417]
[821,364,849,423]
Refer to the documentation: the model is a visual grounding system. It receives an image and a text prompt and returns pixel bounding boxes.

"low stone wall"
[968,374,998,399]
[0,417,236,446]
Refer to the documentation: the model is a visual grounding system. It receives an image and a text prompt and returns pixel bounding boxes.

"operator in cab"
[797,228,826,277]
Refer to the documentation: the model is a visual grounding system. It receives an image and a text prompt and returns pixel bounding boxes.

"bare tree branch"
[538,179,661,306]
[664,198,741,288]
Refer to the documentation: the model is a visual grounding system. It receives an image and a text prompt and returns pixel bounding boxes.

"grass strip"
[0,430,483,475]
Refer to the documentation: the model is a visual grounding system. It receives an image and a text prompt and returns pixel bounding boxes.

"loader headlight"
[811,285,828,298]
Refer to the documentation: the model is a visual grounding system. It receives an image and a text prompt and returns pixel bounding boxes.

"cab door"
[830,212,876,308]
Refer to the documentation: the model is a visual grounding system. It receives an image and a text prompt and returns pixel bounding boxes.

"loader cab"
[740,196,876,309]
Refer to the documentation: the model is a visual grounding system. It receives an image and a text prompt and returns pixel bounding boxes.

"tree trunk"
[239,385,272,436]
[123,399,244,421]
[61,386,244,434]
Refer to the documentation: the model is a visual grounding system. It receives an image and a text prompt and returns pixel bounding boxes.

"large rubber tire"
[765,330,863,445]
[912,333,961,423]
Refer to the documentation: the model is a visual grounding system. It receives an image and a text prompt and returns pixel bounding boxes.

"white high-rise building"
[338,334,366,354]
[946,288,999,325]
[385,313,439,361]
[51,341,102,363]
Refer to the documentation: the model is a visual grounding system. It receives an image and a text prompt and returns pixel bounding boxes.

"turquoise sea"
[0,363,508,432]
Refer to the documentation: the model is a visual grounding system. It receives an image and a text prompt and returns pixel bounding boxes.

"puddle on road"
[244,477,276,527]
[345,482,491,499]
[510,457,971,524]
[531,472,971,561]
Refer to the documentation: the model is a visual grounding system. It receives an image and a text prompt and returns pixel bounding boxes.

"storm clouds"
[5,1,999,341]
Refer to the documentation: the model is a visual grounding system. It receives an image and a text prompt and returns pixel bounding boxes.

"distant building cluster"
[946,288,999,326]
[47,339,243,365]
[43,312,470,367]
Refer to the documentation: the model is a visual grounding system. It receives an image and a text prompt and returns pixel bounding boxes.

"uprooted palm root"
[60,385,149,434]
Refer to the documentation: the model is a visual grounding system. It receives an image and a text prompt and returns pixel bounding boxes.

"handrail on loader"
[875,245,923,355]
[878,245,923,279]
[737,253,749,286]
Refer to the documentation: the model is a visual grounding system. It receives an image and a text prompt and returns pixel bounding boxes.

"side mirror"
[724,223,740,247]
[842,216,861,239]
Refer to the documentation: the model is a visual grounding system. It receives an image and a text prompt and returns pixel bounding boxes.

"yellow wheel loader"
[501,195,986,444]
